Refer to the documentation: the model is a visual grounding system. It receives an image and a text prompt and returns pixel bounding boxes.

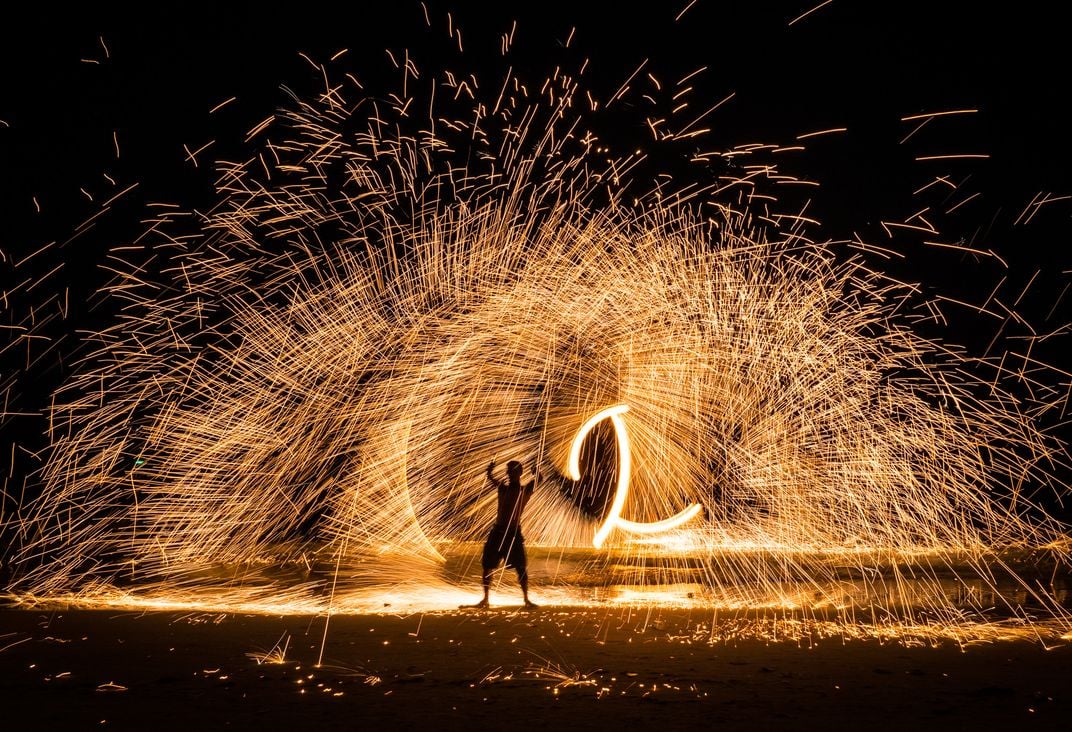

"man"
[472,459,538,608]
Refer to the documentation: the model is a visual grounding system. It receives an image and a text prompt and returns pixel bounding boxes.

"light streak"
[795,127,847,140]
[900,109,978,122]
[914,153,991,161]
[788,0,837,27]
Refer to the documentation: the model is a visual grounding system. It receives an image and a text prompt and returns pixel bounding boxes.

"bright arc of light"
[567,404,703,548]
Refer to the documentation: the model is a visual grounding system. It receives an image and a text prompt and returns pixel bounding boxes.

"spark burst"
[2,9,1070,637]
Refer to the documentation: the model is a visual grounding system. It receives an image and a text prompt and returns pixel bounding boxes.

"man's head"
[506,460,523,479]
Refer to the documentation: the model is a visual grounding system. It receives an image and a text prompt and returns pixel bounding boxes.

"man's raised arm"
[487,460,503,488]
[525,463,540,493]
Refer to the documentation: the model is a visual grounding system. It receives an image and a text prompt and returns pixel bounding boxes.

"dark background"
[1,1,1070,535]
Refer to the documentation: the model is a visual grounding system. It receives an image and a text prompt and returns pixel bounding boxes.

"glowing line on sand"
[567,405,703,548]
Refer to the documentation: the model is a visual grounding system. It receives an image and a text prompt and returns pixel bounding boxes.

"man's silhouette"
[472,459,537,608]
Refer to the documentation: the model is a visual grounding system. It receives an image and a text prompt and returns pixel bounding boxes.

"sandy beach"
[2,605,1070,730]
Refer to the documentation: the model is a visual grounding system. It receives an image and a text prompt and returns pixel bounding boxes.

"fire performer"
[471,460,538,608]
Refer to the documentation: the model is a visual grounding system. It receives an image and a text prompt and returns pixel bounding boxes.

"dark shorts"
[481,524,527,574]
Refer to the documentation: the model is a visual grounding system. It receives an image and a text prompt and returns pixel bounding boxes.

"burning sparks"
[1,8,1069,642]
[246,631,291,666]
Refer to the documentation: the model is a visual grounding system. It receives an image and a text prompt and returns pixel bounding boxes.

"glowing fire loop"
[567,405,703,548]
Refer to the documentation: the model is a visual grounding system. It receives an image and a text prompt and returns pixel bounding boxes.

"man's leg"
[514,540,536,608]
[477,566,492,608]
[506,533,536,608]
[518,567,536,608]
[473,532,498,608]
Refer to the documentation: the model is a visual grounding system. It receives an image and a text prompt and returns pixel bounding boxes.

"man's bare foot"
[523,600,538,610]
[459,599,490,609]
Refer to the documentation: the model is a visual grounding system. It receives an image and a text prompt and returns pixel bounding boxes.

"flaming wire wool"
[8,43,1070,627]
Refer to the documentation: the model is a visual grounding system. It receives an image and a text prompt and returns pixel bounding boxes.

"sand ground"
[1,605,1070,730]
